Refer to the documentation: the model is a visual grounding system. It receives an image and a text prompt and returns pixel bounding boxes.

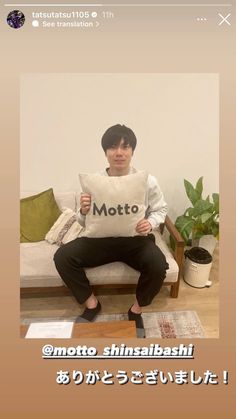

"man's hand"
[80,193,91,215]
[135,219,152,236]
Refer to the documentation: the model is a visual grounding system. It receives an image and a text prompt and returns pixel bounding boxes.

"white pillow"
[79,171,148,238]
[45,208,82,246]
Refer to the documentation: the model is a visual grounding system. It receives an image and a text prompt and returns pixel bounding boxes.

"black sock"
[80,301,101,322]
[128,307,144,329]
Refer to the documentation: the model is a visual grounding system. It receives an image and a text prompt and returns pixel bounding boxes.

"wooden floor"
[20,244,219,338]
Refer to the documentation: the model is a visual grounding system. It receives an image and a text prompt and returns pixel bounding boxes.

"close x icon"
[218,13,231,26]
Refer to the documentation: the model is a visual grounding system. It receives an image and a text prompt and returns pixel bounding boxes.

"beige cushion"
[45,208,83,246]
[54,191,77,211]
[79,171,148,238]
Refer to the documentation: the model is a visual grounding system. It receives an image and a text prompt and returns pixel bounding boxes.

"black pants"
[54,234,168,307]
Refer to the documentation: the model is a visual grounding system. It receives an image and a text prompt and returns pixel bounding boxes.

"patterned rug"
[95,311,205,338]
[22,310,205,338]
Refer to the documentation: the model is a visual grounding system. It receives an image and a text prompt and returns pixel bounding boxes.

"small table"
[21,320,136,338]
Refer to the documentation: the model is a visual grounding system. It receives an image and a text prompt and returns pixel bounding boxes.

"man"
[54,124,168,338]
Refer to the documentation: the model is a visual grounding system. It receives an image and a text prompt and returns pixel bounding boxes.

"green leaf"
[210,222,219,237]
[212,193,219,213]
[184,179,200,206]
[201,212,213,223]
[202,216,219,236]
[184,207,192,216]
[195,177,203,198]
[193,229,206,240]
[185,207,196,218]
[192,222,206,240]
[175,215,194,244]
[192,199,213,216]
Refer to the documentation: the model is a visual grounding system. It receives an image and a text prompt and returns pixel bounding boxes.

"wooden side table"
[20,320,136,338]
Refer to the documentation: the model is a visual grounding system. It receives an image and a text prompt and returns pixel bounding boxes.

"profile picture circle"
[7,10,25,29]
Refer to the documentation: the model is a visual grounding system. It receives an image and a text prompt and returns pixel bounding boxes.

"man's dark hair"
[101,124,137,152]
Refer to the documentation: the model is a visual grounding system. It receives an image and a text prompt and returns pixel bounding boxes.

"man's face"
[105,138,133,173]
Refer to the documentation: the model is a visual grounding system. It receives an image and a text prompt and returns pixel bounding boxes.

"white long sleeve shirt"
[77,167,168,230]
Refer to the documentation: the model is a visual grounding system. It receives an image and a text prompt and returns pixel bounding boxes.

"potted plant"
[172,177,219,254]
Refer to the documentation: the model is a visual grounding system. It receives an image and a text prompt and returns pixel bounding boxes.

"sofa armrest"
[160,215,185,298]
[164,215,184,243]
[162,215,185,267]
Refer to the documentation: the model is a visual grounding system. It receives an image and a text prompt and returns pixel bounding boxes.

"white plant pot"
[198,235,217,256]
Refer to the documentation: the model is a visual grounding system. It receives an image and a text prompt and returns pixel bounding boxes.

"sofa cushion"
[20,241,64,287]
[21,191,77,212]
[54,192,77,212]
[79,171,148,238]
[20,231,178,288]
[20,188,61,243]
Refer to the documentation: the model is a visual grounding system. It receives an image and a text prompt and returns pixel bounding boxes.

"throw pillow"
[45,208,83,246]
[79,171,148,238]
[20,188,61,243]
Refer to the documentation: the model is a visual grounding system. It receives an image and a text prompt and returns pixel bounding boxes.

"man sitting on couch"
[54,124,168,338]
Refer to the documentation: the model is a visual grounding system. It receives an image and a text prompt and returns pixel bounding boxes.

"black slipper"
[76,301,101,323]
[128,307,146,338]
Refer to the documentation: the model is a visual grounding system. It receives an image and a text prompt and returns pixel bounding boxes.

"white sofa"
[20,191,184,298]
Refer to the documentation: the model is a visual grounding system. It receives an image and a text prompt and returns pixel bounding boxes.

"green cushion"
[20,188,61,243]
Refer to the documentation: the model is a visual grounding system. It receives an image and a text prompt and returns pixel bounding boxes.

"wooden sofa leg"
[170,282,180,298]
